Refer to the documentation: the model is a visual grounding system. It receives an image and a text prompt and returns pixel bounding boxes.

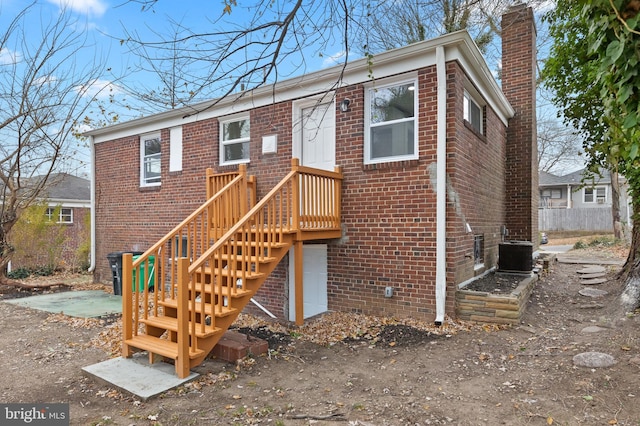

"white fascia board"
[47,198,91,208]
[445,36,515,126]
[88,30,512,142]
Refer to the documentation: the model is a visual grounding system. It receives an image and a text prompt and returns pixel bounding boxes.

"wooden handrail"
[184,158,343,344]
[121,166,254,354]
[122,158,343,367]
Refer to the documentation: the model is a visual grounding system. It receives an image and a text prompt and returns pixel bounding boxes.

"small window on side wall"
[220,116,250,166]
[140,133,161,187]
[463,91,483,134]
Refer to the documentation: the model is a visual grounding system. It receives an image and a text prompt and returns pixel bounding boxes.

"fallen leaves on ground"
[234,311,486,347]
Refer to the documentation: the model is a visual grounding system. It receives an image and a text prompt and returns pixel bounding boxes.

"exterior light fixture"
[340,98,351,112]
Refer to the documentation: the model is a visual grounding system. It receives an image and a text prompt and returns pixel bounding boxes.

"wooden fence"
[538,208,614,232]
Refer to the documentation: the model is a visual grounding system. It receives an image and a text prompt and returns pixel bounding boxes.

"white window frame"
[46,207,73,224]
[220,114,250,166]
[584,186,607,204]
[140,132,161,187]
[364,74,418,165]
[463,90,484,134]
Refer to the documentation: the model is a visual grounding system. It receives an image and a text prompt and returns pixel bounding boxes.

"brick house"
[87,5,537,327]
[10,173,90,272]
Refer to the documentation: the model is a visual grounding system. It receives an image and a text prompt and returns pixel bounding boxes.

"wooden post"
[294,240,304,326]
[239,163,248,216]
[291,158,300,235]
[205,167,214,199]
[334,165,342,228]
[122,253,133,357]
[176,257,190,378]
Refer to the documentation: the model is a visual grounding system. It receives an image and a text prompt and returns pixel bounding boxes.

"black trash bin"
[107,251,143,295]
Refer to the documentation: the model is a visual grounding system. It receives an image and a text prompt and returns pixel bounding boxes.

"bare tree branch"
[0,3,106,278]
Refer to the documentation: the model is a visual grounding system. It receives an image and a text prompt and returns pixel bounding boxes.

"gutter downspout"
[88,136,96,273]
[435,45,447,326]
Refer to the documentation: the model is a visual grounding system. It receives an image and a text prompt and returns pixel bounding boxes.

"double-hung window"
[584,186,607,204]
[141,133,161,187]
[464,91,483,134]
[220,115,250,166]
[365,76,418,164]
[46,207,73,224]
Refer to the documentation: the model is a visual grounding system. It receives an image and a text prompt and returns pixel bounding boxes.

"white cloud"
[35,75,59,86]
[75,78,123,99]
[322,50,348,68]
[0,48,21,65]
[46,0,108,17]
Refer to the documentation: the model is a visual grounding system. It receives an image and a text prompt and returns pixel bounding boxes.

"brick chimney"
[501,4,538,244]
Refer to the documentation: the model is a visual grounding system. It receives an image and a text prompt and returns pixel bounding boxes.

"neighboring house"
[539,168,632,232]
[86,5,537,327]
[9,173,91,271]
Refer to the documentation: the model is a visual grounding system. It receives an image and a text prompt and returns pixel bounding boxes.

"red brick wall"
[502,5,539,243]
[94,124,217,283]
[94,61,509,322]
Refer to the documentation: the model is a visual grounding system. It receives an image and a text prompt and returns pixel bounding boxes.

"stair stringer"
[186,232,295,368]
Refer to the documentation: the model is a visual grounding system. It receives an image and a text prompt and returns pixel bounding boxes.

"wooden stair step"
[189,282,253,298]
[158,298,239,317]
[229,240,289,249]
[196,267,265,279]
[141,315,223,338]
[125,334,204,360]
[214,253,276,264]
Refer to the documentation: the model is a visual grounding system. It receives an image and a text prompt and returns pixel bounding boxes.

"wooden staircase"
[120,159,342,378]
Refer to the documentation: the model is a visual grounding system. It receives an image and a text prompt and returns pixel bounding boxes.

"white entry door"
[289,244,328,320]
[288,99,335,321]
[301,102,335,171]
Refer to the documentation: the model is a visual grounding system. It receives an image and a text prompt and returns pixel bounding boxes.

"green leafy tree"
[543,1,640,309]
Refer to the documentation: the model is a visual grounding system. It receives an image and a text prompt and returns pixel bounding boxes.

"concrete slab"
[3,290,121,318]
[82,353,197,400]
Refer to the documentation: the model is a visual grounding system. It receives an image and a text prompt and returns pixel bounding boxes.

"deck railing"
[121,165,255,357]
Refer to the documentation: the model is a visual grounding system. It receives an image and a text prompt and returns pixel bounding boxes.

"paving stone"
[573,352,616,368]
[581,325,608,333]
[579,272,606,279]
[577,303,605,309]
[580,277,608,285]
[577,266,606,274]
[579,288,609,297]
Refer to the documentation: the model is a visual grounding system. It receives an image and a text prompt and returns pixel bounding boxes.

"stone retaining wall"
[455,274,538,324]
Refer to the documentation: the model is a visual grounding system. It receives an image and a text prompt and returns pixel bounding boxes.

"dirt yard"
[1,245,639,426]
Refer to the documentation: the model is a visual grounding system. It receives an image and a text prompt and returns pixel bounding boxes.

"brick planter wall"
[455,273,538,324]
